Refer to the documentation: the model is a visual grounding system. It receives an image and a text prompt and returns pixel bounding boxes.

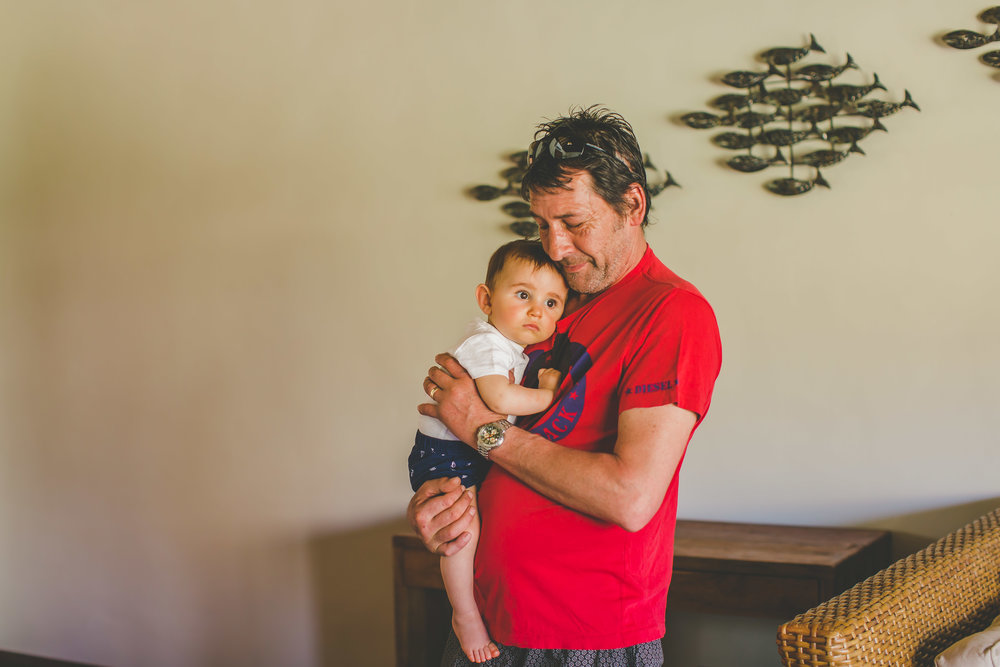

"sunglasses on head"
[528,135,612,164]
[527,135,637,177]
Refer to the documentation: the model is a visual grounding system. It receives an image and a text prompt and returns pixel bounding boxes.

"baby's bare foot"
[453,610,500,663]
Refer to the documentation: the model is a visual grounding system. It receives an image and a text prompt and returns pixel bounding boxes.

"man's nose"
[544,225,572,261]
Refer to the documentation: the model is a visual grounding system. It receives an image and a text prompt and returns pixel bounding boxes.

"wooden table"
[393,520,891,667]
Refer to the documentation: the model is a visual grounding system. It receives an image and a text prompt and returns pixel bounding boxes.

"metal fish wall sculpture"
[850,91,920,119]
[681,34,918,196]
[794,54,859,82]
[710,93,757,112]
[818,73,887,105]
[943,27,1000,49]
[944,7,1000,78]
[761,34,826,66]
[766,172,831,196]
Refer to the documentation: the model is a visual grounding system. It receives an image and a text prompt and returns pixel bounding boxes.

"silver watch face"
[478,423,505,447]
[476,420,511,459]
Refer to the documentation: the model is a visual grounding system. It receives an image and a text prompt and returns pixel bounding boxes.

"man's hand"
[407,477,476,556]
[419,353,502,445]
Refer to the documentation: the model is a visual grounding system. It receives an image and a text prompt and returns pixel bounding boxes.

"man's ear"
[624,182,647,228]
[475,283,492,316]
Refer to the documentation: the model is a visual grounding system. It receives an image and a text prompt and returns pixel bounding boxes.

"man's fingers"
[408,478,458,528]
[435,529,473,557]
[423,376,437,398]
[414,480,464,518]
[434,353,470,379]
[416,401,439,418]
[418,486,473,534]
[415,476,460,501]
[430,493,476,555]
[409,479,477,555]
[416,487,476,553]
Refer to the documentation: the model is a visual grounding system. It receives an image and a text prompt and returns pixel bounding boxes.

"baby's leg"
[439,486,499,663]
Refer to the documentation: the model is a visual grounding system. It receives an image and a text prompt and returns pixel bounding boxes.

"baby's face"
[485,259,567,347]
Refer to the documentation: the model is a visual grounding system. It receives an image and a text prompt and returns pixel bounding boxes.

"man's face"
[529,171,638,295]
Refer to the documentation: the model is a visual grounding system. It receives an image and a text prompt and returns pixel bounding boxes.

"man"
[411,106,722,666]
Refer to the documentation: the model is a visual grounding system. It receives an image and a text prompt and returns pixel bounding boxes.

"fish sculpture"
[713,132,757,150]
[721,64,781,89]
[766,171,831,196]
[822,124,884,145]
[761,34,826,66]
[681,111,727,129]
[683,33,917,198]
[501,166,527,182]
[470,184,510,201]
[793,103,840,126]
[943,26,1000,50]
[757,128,816,146]
[851,90,920,118]
[764,87,808,107]
[509,221,539,238]
[793,148,853,168]
[710,93,756,111]
[734,111,777,129]
[727,152,787,173]
[794,53,859,82]
[641,155,681,195]
[819,73,887,105]
[648,171,681,196]
[982,50,1000,67]
[502,201,531,219]
[982,6,1000,23]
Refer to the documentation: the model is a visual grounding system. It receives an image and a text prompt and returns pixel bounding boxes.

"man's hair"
[485,239,567,290]
[520,105,651,227]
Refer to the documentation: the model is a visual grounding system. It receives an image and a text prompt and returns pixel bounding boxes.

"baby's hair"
[485,239,566,290]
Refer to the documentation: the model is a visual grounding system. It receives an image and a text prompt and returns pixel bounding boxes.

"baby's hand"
[537,368,562,392]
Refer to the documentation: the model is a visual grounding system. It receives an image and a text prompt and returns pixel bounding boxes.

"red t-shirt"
[474,246,722,649]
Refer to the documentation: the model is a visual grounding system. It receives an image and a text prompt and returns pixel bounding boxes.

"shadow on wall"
[309,516,411,667]
[859,496,1000,559]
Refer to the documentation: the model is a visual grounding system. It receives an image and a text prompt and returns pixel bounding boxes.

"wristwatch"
[475,419,512,459]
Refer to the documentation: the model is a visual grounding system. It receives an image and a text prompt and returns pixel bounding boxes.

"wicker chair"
[777,507,1000,666]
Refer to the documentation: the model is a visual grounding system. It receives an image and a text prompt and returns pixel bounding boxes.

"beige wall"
[2,2,998,666]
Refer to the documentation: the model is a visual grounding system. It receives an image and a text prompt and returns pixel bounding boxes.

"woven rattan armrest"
[777,508,1000,667]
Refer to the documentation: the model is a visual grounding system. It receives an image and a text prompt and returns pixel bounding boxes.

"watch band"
[476,419,512,459]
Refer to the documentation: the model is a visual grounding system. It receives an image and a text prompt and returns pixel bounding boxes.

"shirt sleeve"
[453,332,519,380]
[617,289,722,422]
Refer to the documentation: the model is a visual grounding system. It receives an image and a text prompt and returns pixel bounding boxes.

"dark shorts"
[440,632,664,667]
[408,431,491,491]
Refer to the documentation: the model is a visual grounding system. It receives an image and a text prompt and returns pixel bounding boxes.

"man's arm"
[488,402,695,531]
[419,354,696,532]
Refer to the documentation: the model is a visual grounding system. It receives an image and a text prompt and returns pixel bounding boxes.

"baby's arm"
[474,368,562,417]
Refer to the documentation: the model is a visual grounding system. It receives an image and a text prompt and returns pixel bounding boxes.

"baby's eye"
[546,299,559,308]
[516,290,529,300]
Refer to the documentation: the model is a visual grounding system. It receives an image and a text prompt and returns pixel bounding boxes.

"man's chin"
[566,276,601,294]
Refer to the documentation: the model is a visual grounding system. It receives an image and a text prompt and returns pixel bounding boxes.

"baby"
[408,239,568,662]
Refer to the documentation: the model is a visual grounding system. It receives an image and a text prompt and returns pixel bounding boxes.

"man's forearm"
[485,404,696,531]
[487,427,637,526]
